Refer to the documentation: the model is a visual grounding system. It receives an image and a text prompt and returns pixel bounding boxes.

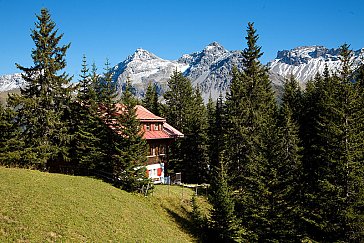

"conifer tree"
[164,69,194,132]
[70,55,104,170]
[209,158,245,242]
[114,78,148,192]
[181,87,209,183]
[163,70,194,176]
[224,22,278,240]
[265,103,303,242]
[302,44,364,241]
[10,8,72,169]
[206,96,216,167]
[0,103,23,165]
[142,82,160,115]
[97,59,120,172]
[282,74,302,123]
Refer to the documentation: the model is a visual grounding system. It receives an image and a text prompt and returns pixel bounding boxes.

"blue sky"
[1,0,364,78]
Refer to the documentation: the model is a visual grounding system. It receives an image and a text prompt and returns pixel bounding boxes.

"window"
[146,123,150,131]
[154,123,159,131]
[149,144,156,156]
[160,144,166,155]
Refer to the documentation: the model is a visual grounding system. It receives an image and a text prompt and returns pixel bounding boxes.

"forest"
[0,8,363,242]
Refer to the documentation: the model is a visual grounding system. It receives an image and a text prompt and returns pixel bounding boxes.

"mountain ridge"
[1,44,363,102]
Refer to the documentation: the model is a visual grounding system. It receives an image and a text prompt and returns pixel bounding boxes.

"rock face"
[268,46,364,86]
[2,44,364,102]
[0,73,26,92]
[110,42,244,101]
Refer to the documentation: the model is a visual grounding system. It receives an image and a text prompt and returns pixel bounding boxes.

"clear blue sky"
[1,0,364,78]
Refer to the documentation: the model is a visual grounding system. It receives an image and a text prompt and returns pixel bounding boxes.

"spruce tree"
[302,44,364,241]
[10,8,72,169]
[97,59,120,173]
[265,103,303,242]
[0,103,23,165]
[282,74,303,123]
[181,87,209,183]
[70,55,104,171]
[163,70,194,177]
[209,158,245,242]
[142,82,160,115]
[114,78,148,192]
[224,22,278,240]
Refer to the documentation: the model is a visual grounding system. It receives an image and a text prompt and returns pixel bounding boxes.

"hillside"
[0,167,206,242]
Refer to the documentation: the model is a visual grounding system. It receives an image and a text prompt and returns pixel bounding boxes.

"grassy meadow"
[0,167,208,242]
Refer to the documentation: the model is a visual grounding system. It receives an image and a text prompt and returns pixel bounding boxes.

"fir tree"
[265,103,303,242]
[164,69,194,132]
[0,103,23,165]
[209,158,245,242]
[224,22,278,240]
[70,55,104,171]
[181,87,209,183]
[99,59,119,165]
[302,44,364,241]
[142,82,160,115]
[163,69,194,177]
[10,8,72,169]
[282,74,302,123]
[114,78,149,192]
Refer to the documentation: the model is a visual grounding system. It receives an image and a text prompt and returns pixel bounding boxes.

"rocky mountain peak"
[127,48,160,62]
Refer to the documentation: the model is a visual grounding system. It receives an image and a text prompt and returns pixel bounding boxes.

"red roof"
[143,130,171,139]
[113,103,184,140]
[135,105,165,122]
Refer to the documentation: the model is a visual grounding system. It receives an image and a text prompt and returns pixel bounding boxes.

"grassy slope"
[0,167,204,242]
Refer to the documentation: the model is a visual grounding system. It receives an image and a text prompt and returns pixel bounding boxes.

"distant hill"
[0,167,206,242]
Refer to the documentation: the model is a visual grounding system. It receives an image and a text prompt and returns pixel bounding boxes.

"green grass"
[0,167,207,242]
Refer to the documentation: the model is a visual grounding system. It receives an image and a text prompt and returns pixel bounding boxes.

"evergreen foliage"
[142,82,160,116]
[300,44,364,241]
[0,103,23,165]
[164,70,209,183]
[70,55,105,171]
[209,159,245,242]
[114,78,149,192]
[9,8,72,169]
[224,22,278,240]
[181,87,209,183]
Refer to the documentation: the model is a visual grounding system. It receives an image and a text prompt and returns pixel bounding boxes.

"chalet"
[115,104,183,184]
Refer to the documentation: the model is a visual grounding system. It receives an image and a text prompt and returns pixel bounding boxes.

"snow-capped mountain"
[0,73,26,92]
[268,46,364,86]
[2,44,364,102]
[110,48,189,97]
[110,42,244,101]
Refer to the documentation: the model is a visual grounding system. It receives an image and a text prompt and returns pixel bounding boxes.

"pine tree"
[206,96,216,168]
[114,78,148,192]
[97,59,120,173]
[164,69,194,132]
[181,87,209,183]
[209,158,245,242]
[70,55,104,171]
[282,74,302,123]
[163,69,194,177]
[0,103,23,165]
[264,103,303,242]
[142,82,160,115]
[9,8,72,169]
[302,44,364,241]
[224,22,278,240]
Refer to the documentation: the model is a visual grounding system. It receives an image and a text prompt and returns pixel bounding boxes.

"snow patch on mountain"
[268,46,364,85]
[0,73,26,92]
